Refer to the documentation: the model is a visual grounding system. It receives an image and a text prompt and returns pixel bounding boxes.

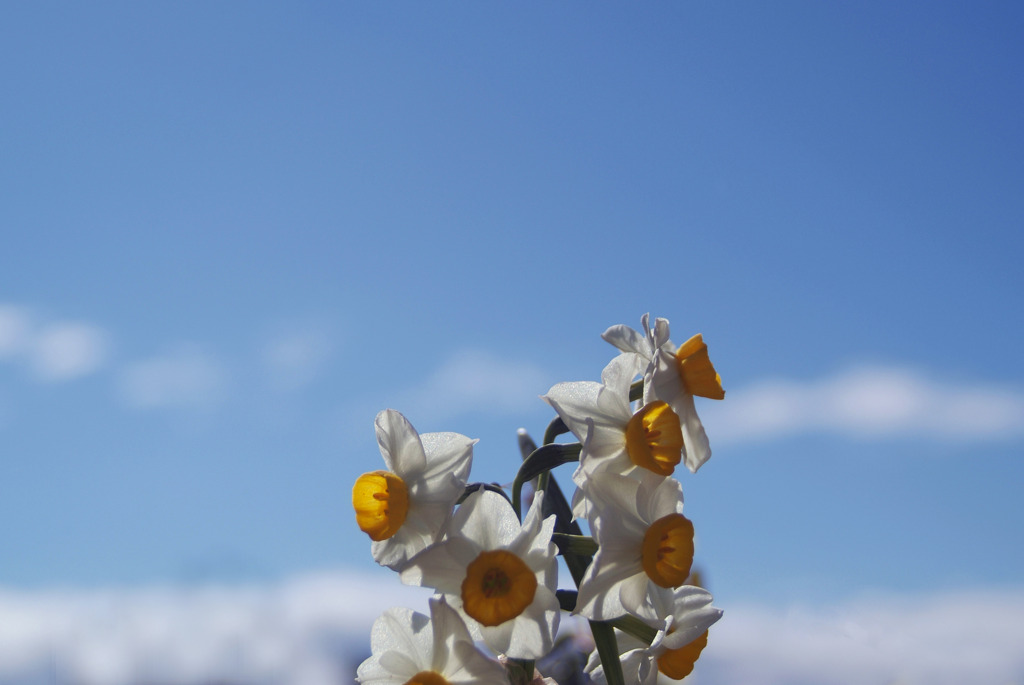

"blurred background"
[2,2,1022,683]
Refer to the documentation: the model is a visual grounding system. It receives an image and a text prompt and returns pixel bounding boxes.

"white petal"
[646,348,680,402]
[427,597,463,673]
[366,607,432,678]
[370,525,429,570]
[655,587,723,652]
[454,488,519,549]
[635,648,661,685]
[447,641,508,684]
[639,474,684,523]
[375,409,427,478]
[355,656,398,685]
[586,647,653,685]
[400,536,479,595]
[602,323,650,359]
[619,571,659,619]
[377,651,421,679]
[510,492,556,561]
[650,316,671,350]
[647,352,713,472]
[479,614,517,657]
[582,472,643,523]
[591,509,645,559]
[504,585,560,659]
[676,392,712,473]
[575,550,635,620]
[599,352,643,398]
[419,431,475,486]
[542,380,603,442]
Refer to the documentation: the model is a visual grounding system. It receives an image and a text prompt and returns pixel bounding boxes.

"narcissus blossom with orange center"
[603,313,724,473]
[352,409,475,570]
[543,354,685,518]
[356,596,507,685]
[585,586,722,685]
[574,472,695,622]
[400,489,560,660]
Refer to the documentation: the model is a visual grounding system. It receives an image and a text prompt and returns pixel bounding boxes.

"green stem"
[589,620,625,685]
[629,379,644,402]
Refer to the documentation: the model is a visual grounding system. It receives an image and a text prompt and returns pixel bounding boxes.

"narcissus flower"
[352,409,475,570]
[603,313,724,473]
[543,354,685,483]
[400,489,560,660]
[574,472,694,622]
[356,596,507,685]
[585,586,722,684]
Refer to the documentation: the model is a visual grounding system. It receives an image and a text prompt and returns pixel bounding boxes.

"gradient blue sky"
[2,1,1022,620]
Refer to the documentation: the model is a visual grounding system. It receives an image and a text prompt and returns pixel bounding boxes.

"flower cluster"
[353,315,725,685]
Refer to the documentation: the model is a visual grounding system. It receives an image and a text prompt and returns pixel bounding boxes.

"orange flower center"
[625,401,684,476]
[404,671,451,685]
[657,629,709,679]
[675,334,725,399]
[461,549,537,627]
[641,513,694,588]
[352,470,409,541]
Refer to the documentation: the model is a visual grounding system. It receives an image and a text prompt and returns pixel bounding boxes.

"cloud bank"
[702,366,1024,443]
[700,590,1024,685]
[1,573,1020,685]
[0,304,109,382]
[0,305,32,359]
[0,571,431,685]
[117,346,229,410]
[261,329,333,390]
[391,350,549,423]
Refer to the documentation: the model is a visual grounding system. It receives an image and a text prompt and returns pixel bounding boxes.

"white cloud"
[29,322,109,382]
[702,366,1024,443]
[699,590,1024,685]
[1,574,1020,685]
[118,346,228,410]
[0,305,31,359]
[392,350,549,423]
[261,330,333,390]
[0,570,431,685]
[1,305,110,382]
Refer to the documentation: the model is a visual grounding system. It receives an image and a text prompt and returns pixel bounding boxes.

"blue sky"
[2,2,1023,681]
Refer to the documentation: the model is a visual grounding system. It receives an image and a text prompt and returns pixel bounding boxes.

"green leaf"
[516,428,538,461]
[551,533,599,557]
[589,620,625,685]
[457,483,511,506]
[511,442,581,520]
[504,658,535,685]
[555,589,578,612]
[610,614,658,645]
[543,415,571,445]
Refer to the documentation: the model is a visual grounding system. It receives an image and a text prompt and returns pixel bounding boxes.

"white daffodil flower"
[400,489,560,660]
[543,353,686,483]
[352,409,475,570]
[356,596,507,685]
[574,471,694,622]
[643,586,721,680]
[585,586,722,684]
[602,313,724,473]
